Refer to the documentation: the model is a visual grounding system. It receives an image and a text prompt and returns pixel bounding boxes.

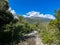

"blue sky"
[9,0,60,15]
[9,0,60,19]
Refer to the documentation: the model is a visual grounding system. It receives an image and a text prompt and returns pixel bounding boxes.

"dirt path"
[25,31,44,45]
[35,34,44,45]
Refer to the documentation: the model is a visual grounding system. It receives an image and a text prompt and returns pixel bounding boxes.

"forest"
[0,0,60,45]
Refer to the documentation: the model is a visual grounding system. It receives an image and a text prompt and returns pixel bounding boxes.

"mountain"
[25,16,51,23]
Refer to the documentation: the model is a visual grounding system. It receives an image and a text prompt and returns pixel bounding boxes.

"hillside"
[25,17,50,23]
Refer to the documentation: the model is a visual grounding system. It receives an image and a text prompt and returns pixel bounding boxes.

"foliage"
[0,0,38,44]
[0,0,9,11]
[0,0,60,45]
[39,9,60,45]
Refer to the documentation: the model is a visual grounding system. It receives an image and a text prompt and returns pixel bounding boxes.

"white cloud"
[8,7,16,15]
[14,15,19,19]
[8,7,19,19]
[23,11,55,19]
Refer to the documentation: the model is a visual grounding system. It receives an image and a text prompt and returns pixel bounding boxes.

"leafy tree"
[0,0,9,11]
[39,9,60,45]
[0,0,14,45]
[49,9,60,45]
